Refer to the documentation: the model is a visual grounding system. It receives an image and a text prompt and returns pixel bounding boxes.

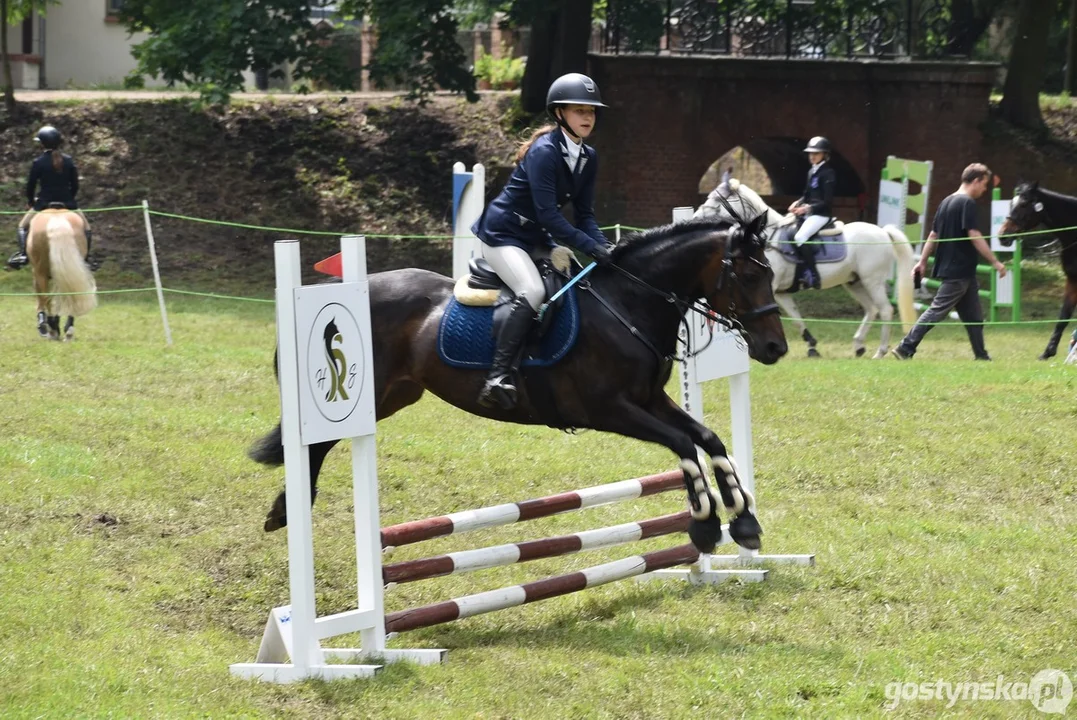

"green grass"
[1,265,1075,719]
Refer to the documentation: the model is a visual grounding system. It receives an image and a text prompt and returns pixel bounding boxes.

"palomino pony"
[249,217,788,555]
[27,208,96,340]
[695,179,916,358]
[998,182,1077,360]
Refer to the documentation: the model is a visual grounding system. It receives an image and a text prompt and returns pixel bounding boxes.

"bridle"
[582,209,779,363]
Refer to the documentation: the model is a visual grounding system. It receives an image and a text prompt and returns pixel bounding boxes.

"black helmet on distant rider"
[803,136,831,154]
[35,126,62,150]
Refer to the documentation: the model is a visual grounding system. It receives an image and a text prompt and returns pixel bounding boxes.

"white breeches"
[794,214,829,246]
[481,243,546,312]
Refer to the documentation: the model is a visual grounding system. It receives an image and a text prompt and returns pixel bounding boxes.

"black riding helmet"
[546,73,607,137]
[35,126,62,150]
[803,136,831,154]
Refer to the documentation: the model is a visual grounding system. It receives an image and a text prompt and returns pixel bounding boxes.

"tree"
[998,0,1058,131]
[120,0,352,105]
[1,0,58,114]
[1066,0,1077,93]
[516,0,594,113]
[121,0,475,105]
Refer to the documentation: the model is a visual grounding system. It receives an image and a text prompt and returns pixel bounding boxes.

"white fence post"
[141,200,172,346]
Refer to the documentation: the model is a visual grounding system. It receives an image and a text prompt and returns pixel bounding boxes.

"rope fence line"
[0,286,1065,326]
[0,203,1065,244]
[0,201,1070,346]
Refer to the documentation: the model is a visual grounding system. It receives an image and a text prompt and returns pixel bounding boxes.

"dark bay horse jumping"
[249,217,788,554]
[999,182,1077,359]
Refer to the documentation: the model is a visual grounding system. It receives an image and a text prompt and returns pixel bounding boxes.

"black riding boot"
[795,242,821,290]
[478,297,536,410]
[7,227,28,270]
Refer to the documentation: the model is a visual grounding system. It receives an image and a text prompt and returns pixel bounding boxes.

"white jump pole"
[230,236,445,684]
[452,162,485,280]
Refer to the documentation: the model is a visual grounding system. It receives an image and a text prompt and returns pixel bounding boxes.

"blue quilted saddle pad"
[437,288,580,370]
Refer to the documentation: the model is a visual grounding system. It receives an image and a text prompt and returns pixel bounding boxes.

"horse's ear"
[747,211,768,241]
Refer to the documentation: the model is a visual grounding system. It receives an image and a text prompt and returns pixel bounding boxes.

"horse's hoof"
[37,326,49,338]
[264,515,286,532]
[729,512,763,550]
[1040,350,1057,360]
[688,517,721,554]
[855,347,866,357]
[807,347,821,358]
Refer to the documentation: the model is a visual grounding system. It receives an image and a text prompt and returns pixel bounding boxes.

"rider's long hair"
[50,150,63,173]
[514,124,557,164]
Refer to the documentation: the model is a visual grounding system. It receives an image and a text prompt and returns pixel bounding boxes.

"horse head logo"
[322,317,349,402]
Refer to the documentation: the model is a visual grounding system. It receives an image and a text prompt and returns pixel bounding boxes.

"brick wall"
[586,55,998,229]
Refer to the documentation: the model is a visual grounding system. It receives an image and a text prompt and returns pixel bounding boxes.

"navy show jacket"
[472,129,606,255]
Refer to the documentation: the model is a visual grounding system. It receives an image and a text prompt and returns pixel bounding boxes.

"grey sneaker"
[890,346,911,360]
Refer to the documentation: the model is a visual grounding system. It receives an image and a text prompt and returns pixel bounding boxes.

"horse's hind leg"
[843,283,883,357]
[1041,279,1077,359]
[263,439,341,532]
[32,271,49,338]
[651,395,761,550]
[776,293,819,357]
[47,315,61,341]
[63,316,75,341]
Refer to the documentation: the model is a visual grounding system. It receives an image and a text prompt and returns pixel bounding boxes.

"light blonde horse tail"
[47,215,97,317]
[883,224,916,334]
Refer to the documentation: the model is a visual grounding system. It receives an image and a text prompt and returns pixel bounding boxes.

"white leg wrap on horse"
[680,458,712,520]
[723,454,758,510]
[712,455,745,514]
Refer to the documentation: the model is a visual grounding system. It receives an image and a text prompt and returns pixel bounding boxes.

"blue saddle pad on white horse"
[777,224,848,264]
[437,288,580,370]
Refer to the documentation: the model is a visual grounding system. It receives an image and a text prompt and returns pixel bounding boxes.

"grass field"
[1,261,1075,719]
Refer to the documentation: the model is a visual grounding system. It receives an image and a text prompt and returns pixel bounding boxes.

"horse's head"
[705,212,787,364]
[695,179,775,229]
[998,181,1047,247]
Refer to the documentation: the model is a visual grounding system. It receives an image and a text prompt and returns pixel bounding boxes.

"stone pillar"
[491,12,507,58]
[360,16,375,92]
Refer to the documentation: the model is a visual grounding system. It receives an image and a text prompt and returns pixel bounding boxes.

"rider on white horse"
[788,136,837,290]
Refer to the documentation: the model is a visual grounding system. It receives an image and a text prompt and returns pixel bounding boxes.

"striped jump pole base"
[385,543,720,634]
[381,470,684,551]
[383,511,692,586]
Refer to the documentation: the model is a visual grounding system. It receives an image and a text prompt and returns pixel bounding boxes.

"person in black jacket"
[7,126,92,270]
[787,136,837,290]
[471,72,611,410]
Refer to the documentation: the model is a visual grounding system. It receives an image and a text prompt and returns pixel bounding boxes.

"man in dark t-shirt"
[892,163,1008,360]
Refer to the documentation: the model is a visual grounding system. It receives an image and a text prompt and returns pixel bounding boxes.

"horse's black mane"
[610,218,737,265]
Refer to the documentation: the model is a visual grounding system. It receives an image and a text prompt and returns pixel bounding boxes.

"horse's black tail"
[248,422,285,466]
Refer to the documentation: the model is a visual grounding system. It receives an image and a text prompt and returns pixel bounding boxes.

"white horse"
[695,179,916,358]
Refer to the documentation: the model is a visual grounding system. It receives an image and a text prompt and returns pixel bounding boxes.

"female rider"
[472,72,612,410]
[7,126,92,270]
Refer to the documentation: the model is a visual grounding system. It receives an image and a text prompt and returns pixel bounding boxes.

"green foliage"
[364,0,478,104]
[473,47,525,89]
[119,0,352,105]
[120,0,480,106]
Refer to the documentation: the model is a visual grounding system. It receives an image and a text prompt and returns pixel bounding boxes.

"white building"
[3,2,268,90]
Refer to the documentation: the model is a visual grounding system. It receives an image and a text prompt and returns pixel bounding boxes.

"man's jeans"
[896,277,988,357]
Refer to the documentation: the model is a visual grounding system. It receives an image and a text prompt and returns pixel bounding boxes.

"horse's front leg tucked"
[598,400,725,553]
[652,396,762,550]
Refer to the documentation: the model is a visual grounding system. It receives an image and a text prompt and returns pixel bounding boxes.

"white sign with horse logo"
[293,282,376,444]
